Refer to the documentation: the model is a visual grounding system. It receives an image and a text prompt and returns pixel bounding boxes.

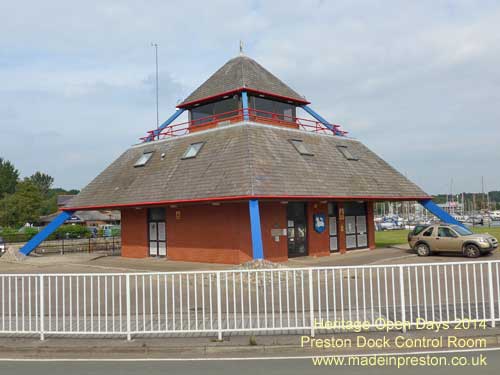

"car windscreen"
[451,225,473,236]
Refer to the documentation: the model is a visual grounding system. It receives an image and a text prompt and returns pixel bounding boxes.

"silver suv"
[408,223,498,258]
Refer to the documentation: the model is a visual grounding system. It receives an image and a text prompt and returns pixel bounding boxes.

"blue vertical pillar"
[20,211,75,255]
[249,200,264,260]
[241,90,249,121]
[419,199,466,228]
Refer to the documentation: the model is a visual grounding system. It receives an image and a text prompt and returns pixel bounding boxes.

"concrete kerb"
[1,327,500,359]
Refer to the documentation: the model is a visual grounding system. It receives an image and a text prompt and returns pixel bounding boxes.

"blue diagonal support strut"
[19,211,75,256]
[146,108,185,141]
[248,200,264,260]
[301,105,343,135]
[419,199,466,228]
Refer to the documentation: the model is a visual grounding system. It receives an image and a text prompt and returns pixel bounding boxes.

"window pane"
[438,227,456,237]
[290,139,313,155]
[148,207,166,221]
[344,202,366,216]
[191,103,215,124]
[328,202,338,217]
[134,152,153,167]
[183,142,205,159]
[274,101,295,121]
[213,96,239,119]
[337,145,358,161]
[423,228,434,236]
[252,96,275,118]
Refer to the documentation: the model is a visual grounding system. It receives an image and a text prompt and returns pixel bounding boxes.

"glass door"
[287,202,307,257]
[328,203,339,252]
[344,202,367,250]
[148,208,166,257]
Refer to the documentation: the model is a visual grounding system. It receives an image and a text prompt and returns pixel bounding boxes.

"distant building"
[39,195,120,228]
[39,210,120,227]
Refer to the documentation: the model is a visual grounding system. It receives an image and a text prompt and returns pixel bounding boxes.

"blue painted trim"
[301,105,342,135]
[241,91,249,121]
[147,108,185,141]
[419,199,466,228]
[20,211,75,256]
[249,200,264,260]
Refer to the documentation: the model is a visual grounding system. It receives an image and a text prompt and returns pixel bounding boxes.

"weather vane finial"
[239,40,244,56]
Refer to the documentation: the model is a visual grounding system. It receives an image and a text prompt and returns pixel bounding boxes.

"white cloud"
[0,0,499,193]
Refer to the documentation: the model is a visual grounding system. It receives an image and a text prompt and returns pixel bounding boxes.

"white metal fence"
[0,260,499,340]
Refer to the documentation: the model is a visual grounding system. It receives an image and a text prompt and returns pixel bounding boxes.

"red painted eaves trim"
[177,87,310,108]
[63,194,432,211]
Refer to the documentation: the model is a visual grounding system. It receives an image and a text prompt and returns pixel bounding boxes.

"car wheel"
[416,243,430,256]
[464,244,480,258]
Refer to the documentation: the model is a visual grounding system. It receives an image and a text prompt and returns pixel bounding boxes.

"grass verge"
[375,226,500,248]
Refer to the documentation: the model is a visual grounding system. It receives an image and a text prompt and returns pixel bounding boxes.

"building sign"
[313,213,326,233]
[271,228,286,236]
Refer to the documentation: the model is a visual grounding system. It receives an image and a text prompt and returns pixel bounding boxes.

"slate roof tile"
[66,123,428,209]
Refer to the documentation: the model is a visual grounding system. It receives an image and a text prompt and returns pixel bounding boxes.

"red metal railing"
[140,109,347,142]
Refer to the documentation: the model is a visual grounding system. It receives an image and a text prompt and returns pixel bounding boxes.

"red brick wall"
[367,202,376,249]
[167,202,253,264]
[120,200,374,263]
[121,208,148,258]
[259,202,288,262]
[307,202,330,257]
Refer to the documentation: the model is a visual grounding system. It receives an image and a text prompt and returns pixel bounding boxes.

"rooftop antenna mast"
[481,176,485,211]
[450,178,454,215]
[151,42,159,140]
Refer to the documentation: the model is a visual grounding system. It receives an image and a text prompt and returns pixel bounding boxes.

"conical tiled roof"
[178,55,308,107]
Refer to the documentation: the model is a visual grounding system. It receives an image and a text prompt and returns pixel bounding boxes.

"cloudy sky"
[1,0,499,195]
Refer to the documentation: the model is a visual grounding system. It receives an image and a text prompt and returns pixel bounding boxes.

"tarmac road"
[1,349,499,375]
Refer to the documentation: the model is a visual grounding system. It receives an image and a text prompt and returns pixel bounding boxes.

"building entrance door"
[287,202,307,257]
[344,202,368,250]
[148,208,166,257]
[328,203,339,252]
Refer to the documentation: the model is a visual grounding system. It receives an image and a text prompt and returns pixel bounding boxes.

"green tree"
[0,180,43,227]
[0,158,19,199]
[28,171,54,197]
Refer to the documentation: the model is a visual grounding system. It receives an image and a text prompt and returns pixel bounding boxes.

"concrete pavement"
[1,325,500,359]
[2,245,498,274]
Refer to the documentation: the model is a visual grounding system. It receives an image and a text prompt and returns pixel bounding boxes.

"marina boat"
[490,211,500,221]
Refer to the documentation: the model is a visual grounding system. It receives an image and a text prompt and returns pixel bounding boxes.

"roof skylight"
[182,142,205,159]
[134,151,154,167]
[290,139,313,156]
[337,145,358,161]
